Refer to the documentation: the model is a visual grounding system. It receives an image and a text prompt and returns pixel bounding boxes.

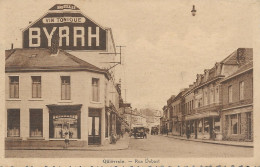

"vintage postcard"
[1,0,260,166]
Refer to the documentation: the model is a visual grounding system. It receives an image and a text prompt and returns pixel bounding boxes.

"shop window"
[7,109,20,137]
[198,119,203,133]
[30,109,43,137]
[92,78,100,102]
[61,76,71,100]
[204,119,209,133]
[228,85,232,103]
[230,114,238,134]
[214,117,220,132]
[190,121,195,133]
[239,81,244,100]
[32,76,41,98]
[49,113,80,139]
[9,76,19,98]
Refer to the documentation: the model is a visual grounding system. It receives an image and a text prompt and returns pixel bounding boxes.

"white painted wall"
[5,71,107,144]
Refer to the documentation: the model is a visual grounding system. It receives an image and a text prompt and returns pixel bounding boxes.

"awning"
[46,104,82,113]
[185,111,219,121]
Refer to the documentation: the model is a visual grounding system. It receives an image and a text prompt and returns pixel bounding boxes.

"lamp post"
[191,5,196,16]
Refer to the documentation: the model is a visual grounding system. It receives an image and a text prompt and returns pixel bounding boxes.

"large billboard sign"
[23,4,107,50]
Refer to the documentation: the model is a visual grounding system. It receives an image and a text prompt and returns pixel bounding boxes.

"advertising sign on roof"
[23,4,106,51]
[49,4,80,10]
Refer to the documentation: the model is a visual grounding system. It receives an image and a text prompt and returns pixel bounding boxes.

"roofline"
[5,67,106,74]
[220,67,253,83]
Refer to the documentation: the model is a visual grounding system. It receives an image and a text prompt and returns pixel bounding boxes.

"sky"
[1,0,260,110]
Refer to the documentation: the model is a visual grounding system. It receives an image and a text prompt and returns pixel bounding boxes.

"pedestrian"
[166,128,168,136]
[212,128,216,141]
[64,129,70,148]
[186,128,190,139]
[144,132,147,139]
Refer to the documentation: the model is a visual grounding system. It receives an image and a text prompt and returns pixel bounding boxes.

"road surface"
[5,134,253,158]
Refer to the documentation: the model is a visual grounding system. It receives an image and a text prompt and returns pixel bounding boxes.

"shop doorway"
[247,112,252,140]
[47,104,82,139]
[88,108,101,145]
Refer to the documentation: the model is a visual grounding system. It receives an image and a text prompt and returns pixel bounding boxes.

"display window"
[198,119,203,133]
[30,109,43,137]
[49,113,80,139]
[214,117,220,132]
[7,109,20,137]
[204,118,209,133]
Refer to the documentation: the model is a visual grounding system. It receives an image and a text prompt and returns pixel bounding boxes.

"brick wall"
[222,111,253,141]
[222,70,253,107]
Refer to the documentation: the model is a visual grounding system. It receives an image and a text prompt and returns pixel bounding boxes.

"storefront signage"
[23,5,106,50]
[53,114,78,120]
[42,17,86,24]
[49,4,80,10]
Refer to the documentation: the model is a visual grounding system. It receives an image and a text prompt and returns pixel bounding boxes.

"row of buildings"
[122,107,161,132]
[161,48,253,141]
[5,4,130,148]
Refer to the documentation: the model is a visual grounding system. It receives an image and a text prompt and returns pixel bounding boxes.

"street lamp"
[191,5,196,16]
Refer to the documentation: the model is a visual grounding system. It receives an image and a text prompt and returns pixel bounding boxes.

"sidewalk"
[6,136,130,151]
[162,134,253,148]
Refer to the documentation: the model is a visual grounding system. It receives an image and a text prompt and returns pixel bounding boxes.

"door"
[88,109,101,145]
[247,112,252,140]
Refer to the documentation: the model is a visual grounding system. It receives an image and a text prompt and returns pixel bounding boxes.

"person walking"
[212,128,216,141]
[64,129,70,148]
[186,128,190,139]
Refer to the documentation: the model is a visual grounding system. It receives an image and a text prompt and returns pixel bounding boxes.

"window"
[32,76,41,98]
[50,113,80,139]
[198,119,203,133]
[204,118,209,133]
[92,78,100,102]
[9,76,19,98]
[7,109,20,137]
[239,81,244,100]
[30,109,43,137]
[214,117,220,132]
[204,90,208,105]
[61,76,70,100]
[215,86,219,103]
[228,85,232,103]
[230,114,238,134]
[210,88,214,104]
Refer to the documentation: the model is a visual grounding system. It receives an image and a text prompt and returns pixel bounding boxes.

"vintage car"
[151,126,159,135]
[133,127,146,139]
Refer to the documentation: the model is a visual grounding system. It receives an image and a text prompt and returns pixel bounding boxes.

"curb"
[165,135,253,148]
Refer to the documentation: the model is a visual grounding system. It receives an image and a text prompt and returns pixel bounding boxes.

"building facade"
[220,61,253,141]
[163,48,253,141]
[5,4,126,148]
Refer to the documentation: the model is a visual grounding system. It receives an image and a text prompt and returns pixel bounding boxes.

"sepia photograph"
[1,0,260,165]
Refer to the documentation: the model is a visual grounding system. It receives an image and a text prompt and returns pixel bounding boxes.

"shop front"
[47,104,82,140]
[88,108,101,145]
[185,111,222,140]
